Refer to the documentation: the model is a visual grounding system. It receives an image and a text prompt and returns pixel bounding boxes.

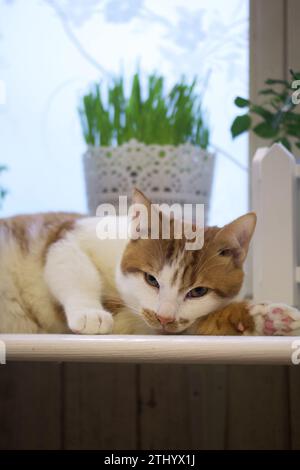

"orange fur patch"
[0,212,82,259]
[190,301,255,335]
[103,295,125,315]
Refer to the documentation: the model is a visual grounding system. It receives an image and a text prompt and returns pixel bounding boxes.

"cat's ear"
[129,189,152,240]
[132,188,151,208]
[219,212,257,266]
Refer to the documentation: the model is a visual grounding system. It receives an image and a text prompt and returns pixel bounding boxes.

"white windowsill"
[0,334,298,365]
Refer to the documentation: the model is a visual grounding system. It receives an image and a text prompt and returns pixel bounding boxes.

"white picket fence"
[252,143,300,307]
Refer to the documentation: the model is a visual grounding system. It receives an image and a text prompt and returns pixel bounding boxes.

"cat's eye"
[144,272,160,289]
[219,248,232,257]
[185,286,208,299]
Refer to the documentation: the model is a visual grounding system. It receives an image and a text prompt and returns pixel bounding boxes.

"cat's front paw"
[68,308,114,334]
[249,303,300,336]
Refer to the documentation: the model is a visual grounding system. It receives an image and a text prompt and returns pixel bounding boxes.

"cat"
[0,189,299,335]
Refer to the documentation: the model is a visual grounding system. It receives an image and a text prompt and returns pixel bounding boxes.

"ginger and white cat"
[0,189,299,335]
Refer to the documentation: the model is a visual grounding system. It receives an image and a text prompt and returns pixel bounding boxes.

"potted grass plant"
[79,72,214,214]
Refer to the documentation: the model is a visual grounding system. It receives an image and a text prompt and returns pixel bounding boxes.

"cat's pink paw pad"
[263,319,277,335]
[250,303,300,336]
[272,307,284,315]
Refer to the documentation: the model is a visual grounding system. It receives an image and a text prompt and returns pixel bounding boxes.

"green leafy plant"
[231,70,300,152]
[79,72,209,149]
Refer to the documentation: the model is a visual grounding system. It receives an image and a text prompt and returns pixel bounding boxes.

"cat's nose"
[156,315,174,325]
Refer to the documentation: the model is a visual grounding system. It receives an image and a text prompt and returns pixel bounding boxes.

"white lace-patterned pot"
[83,139,215,216]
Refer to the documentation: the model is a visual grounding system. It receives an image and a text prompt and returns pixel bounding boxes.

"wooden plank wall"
[0,363,61,449]
[0,362,299,450]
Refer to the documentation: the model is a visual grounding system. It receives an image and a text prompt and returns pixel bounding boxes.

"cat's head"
[117,189,256,334]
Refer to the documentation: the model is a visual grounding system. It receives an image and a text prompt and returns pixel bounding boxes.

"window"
[0,0,248,225]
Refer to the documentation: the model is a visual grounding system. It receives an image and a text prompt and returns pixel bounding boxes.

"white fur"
[44,217,132,334]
